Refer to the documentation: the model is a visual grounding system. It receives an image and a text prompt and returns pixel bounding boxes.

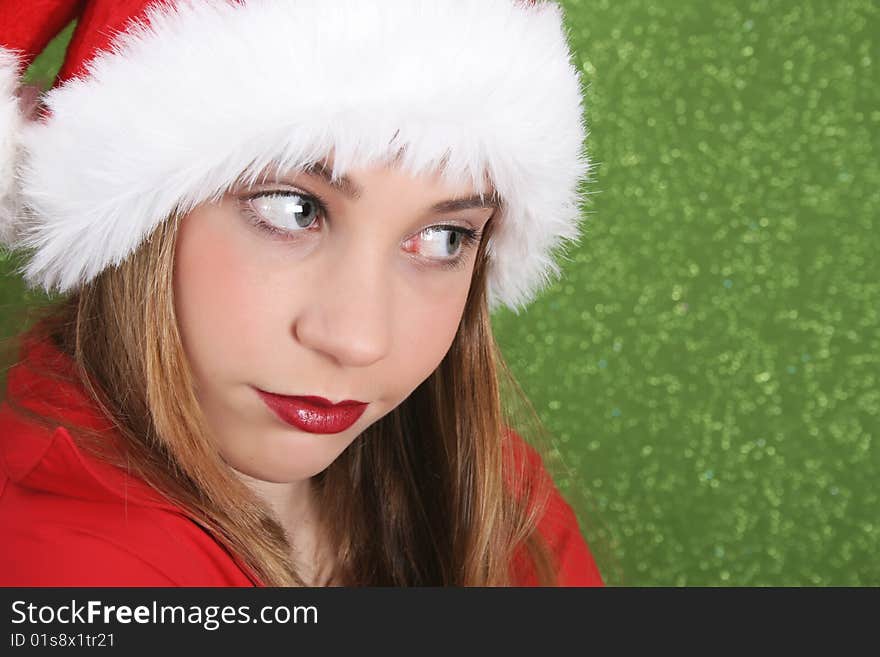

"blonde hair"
[4,204,562,586]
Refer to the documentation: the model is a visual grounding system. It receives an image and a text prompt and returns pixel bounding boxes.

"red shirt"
[0,335,603,587]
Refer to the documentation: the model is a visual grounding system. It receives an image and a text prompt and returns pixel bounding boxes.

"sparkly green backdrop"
[2,2,877,586]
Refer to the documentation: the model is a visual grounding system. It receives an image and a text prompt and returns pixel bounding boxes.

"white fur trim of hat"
[0,0,591,313]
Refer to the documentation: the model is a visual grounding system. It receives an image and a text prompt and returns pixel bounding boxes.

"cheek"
[388,280,471,395]
[173,207,279,381]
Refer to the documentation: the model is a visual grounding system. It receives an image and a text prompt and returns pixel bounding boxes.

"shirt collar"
[0,334,181,513]
[1,332,265,586]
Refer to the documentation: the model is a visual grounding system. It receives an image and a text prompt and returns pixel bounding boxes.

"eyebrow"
[301,161,501,212]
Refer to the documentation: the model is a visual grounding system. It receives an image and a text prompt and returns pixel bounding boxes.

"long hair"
[2,198,560,586]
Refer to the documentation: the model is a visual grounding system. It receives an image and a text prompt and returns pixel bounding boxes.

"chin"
[231,434,354,482]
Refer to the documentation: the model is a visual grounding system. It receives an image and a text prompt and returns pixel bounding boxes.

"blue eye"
[239,188,482,271]
[244,191,323,233]
[404,225,479,265]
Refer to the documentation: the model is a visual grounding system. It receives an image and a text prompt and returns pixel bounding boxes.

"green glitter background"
[2,1,877,585]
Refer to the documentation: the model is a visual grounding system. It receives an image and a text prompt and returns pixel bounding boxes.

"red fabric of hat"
[0,0,591,314]
[0,0,161,84]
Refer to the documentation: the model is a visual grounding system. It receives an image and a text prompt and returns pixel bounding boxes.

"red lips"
[256,390,367,434]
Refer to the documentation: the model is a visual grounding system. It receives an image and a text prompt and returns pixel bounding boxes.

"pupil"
[295,199,314,227]
[448,231,459,254]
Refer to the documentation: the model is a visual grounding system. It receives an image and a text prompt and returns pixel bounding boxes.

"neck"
[230,469,332,585]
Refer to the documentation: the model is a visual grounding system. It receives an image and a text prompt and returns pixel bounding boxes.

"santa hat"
[0,0,590,313]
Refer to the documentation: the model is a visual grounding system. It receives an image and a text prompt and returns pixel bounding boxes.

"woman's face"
[173,159,496,483]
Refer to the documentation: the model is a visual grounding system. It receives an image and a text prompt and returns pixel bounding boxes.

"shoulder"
[0,342,257,587]
[0,477,255,586]
[504,429,604,587]
[0,474,246,586]
[1,502,182,586]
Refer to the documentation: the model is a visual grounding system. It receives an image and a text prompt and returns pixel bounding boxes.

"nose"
[292,245,392,368]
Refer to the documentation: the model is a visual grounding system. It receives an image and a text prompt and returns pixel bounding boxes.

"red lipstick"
[256,390,367,434]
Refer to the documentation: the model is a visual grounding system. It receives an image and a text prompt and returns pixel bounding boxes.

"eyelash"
[238,190,482,271]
